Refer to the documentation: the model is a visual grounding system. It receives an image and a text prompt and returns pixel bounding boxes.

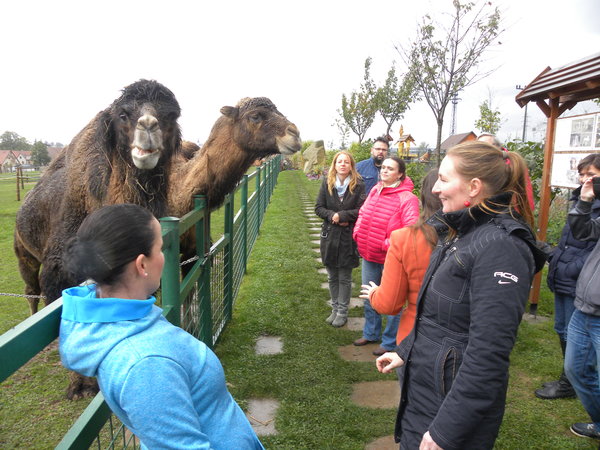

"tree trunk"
[435,119,444,167]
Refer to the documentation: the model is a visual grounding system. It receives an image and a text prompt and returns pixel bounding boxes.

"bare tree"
[398,0,503,164]
[340,57,377,143]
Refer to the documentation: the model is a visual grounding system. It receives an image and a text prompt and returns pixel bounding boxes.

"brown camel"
[14,79,182,312]
[169,97,301,217]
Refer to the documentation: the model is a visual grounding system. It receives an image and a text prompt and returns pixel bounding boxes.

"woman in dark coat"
[376,142,546,449]
[315,151,365,327]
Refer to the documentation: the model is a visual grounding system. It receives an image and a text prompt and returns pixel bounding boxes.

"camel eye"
[119,112,129,121]
[249,113,262,123]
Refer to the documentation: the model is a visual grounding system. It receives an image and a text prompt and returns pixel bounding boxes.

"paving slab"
[365,435,397,450]
[317,268,327,275]
[338,343,381,362]
[315,257,322,264]
[345,317,365,331]
[321,282,355,290]
[326,298,362,309]
[246,398,278,436]
[311,240,320,246]
[351,380,400,409]
[313,248,321,254]
[255,336,283,355]
[522,313,551,324]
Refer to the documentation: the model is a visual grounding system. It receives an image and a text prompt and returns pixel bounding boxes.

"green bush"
[348,139,373,163]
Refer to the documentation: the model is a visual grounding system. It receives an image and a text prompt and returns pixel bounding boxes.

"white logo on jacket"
[494,272,519,284]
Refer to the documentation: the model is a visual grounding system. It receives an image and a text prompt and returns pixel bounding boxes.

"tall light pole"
[516,85,528,141]
[450,91,461,135]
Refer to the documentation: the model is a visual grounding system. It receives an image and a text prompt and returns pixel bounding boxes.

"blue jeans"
[361,259,400,350]
[565,309,600,428]
[554,293,576,340]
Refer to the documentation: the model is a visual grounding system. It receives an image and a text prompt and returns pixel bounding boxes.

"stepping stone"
[320,282,355,289]
[345,317,365,331]
[350,297,363,308]
[351,380,400,409]
[246,398,278,436]
[255,336,283,355]
[313,248,321,254]
[366,435,397,450]
[317,268,327,275]
[315,257,322,264]
[522,313,550,324]
[338,343,381,362]
[311,240,320,246]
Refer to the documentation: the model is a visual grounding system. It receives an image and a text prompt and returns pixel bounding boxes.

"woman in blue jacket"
[59,204,263,450]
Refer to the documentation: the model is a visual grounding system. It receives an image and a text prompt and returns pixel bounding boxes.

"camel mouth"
[276,135,302,156]
[131,147,161,170]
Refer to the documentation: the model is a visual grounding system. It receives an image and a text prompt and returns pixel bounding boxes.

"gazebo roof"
[515,52,600,109]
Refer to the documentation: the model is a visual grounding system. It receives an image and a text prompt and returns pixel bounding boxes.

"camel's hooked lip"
[132,147,160,158]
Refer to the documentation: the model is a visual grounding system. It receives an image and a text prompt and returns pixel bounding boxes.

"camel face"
[221,97,302,158]
[108,80,181,170]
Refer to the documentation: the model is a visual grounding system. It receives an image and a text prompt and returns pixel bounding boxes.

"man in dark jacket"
[535,154,600,400]
[564,154,600,440]
[356,137,388,194]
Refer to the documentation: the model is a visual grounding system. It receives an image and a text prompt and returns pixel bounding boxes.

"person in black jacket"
[564,157,600,440]
[375,141,546,449]
[535,154,600,400]
[315,151,366,327]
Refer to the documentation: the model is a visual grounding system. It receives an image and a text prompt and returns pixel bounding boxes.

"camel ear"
[220,106,239,119]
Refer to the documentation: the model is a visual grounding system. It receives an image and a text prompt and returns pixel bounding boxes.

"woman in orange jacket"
[360,169,440,345]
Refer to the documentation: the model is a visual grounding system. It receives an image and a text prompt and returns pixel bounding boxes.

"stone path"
[245,191,398,447]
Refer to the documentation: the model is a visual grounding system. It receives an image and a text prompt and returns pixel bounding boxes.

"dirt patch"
[255,336,283,355]
[246,398,278,436]
[338,343,381,362]
[365,435,397,450]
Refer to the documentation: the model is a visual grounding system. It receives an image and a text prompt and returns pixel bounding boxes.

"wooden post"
[16,167,21,201]
[528,97,559,314]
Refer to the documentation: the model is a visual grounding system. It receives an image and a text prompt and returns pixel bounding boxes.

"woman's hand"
[580,177,595,202]
[359,281,378,299]
[331,213,340,224]
[420,431,443,450]
[375,352,404,374]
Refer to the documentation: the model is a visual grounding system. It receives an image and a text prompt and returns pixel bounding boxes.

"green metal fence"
[0,156,282,449]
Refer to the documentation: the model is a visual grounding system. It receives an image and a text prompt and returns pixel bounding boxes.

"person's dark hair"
[410,169,442,248]
[577,153,600,173]
[373,137,390,149]
[385,156,406,181]
[65,204,156,286]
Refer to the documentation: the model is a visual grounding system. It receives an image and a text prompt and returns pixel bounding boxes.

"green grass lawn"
[0,169,598,448]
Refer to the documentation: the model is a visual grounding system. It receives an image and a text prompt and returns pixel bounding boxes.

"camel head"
[98,79,182,170]
[219,97,301,158]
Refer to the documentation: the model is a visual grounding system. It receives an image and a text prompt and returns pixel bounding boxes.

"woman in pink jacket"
[352,156,419,356]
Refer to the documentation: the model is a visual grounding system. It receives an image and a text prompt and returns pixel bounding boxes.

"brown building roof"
[440,132,477,151]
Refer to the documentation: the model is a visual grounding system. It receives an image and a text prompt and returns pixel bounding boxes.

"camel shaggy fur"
[14,79,182,313]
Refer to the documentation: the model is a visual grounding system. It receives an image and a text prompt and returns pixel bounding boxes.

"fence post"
[160,216,181,327]
[256,166,262,235]
[16,167,21,201]
[240,175,248,273]
[194,195,213,347]
[224,193,234,322]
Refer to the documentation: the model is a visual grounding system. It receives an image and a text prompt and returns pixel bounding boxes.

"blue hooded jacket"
[59,285,263,450]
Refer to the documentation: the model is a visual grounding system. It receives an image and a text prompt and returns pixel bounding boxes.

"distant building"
[0,150,32,172]
[440,131,477,152]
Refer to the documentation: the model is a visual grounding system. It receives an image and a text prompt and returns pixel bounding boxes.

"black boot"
[535,338,576,399]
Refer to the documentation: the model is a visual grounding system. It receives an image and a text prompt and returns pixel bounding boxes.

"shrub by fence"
[0,156,282,449]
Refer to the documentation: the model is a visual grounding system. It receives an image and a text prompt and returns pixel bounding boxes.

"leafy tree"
[31,140,51,167]
[0,131,31,150]
[475,99,501,134]
[375,64,417,137]
[340,57,377,143]
[398,0,503,164]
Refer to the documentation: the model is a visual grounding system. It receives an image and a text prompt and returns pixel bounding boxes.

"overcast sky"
[1,0,599,149]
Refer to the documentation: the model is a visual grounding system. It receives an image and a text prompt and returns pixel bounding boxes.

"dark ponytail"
[64,204,156,286]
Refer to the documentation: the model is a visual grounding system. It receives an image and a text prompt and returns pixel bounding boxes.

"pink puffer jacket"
[353,177,419,264]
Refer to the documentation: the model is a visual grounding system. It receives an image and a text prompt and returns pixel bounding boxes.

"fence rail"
[0,156,282,449]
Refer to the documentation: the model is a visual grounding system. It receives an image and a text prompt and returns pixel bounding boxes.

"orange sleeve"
[369,229,410,316]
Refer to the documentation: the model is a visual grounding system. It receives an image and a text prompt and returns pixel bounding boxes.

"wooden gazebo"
[515,51,600,313]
